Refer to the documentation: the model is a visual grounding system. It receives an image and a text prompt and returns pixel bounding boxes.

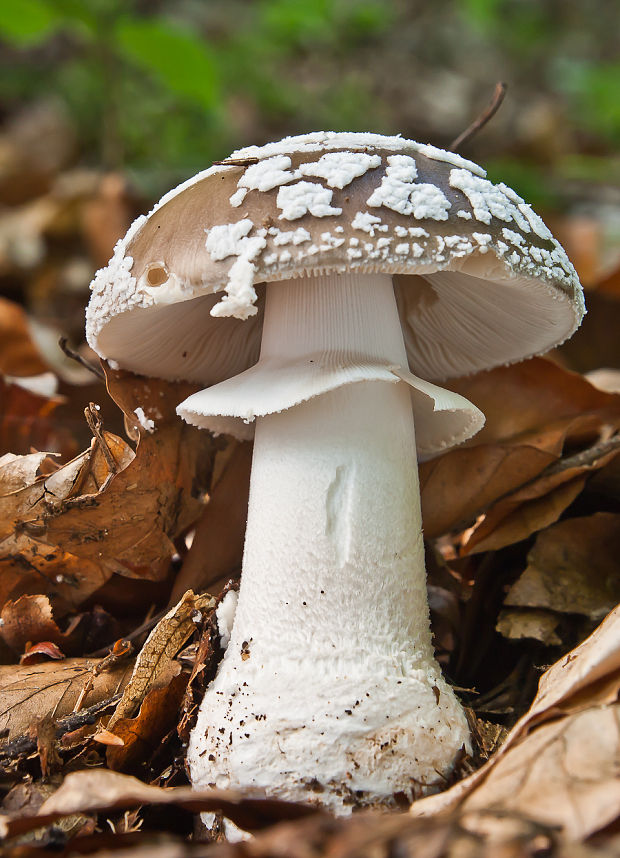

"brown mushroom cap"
[86,132,584,386]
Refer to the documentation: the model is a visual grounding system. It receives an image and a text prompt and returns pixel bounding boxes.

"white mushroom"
[86,131,584,812]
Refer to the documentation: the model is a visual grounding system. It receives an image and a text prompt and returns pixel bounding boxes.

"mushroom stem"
[236,273,430,654]
[188,273,469,810]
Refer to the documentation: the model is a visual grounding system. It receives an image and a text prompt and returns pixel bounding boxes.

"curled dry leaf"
[20,640,65,665]
[462,438,620,554]
[0,594,66,655]
[420,358,620,538]
[0,657,132,740]
[505,513,620,621]
[43,368,216,595]
[106,672,188,773]
[0,430,135,613]
[108,590,215,728]
[0,371,216,616]
[412,605,620,841]
[0,769,318,841]
[178,583,234,743]
[457,703,620,842]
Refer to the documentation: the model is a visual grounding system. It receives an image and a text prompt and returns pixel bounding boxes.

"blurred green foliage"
[0,0,617,202]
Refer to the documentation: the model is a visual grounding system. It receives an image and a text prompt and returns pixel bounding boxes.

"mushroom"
[86,132,584,811]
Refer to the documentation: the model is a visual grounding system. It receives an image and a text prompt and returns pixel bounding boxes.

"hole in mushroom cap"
[145,263,168,287]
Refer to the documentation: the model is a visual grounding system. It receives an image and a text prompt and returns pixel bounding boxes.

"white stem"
[188,273,469,811]
[234,273,431,663]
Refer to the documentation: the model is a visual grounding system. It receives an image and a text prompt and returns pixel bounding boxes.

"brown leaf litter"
[420,358,620,540]
[0,371,216,618]
[0,656,131,741]
[107,590,215,729]
[2,605,618,855]
[411,605,620,841]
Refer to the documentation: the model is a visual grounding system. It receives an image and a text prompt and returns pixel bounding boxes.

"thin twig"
[212,157,259,166]
[73,640,133,713]
[0,694,122,763]
[450,82,507,151]
[84,402,119,474]
[86,606,169,658]
[58,337,105,379]
[541,434,620,477]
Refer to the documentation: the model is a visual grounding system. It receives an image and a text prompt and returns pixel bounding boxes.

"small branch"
[0,694,122,763]
[84,402,119,474]
[87,606,171,658]
[541,434,620,477]
[450,82,507,152]
[212,157,259,167]
[58,337,105,379]
[73,640,133,713]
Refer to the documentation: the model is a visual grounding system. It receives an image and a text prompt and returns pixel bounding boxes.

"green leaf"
[564,62,620,142]
[458,0,502,31]
[115,17,218,111]
[261,0,333,46]
[0,0,63,46]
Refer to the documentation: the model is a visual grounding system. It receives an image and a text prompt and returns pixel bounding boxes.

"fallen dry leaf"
[412,605,620,834]
[421,444,556,538]
[108,590,215,728]
[0,769,319,841]
[205,809,597,858]
[106,672,188,773]
[0,430,135,613]
[462,439,620,554]
[0,298,48,377]
[1,777,97,852]
[446,358,620,450]
[0,373,216,615]
[505,513,620,620]
[462,475,585,555]
[20,640,65,665]
[0,657,131,740]
[1,594,68,655]
[496,608,562,646]
[457,702,620,841]
[420,359,620,538]
[39,370,216,601]
[178,588,231,745]
[0,376,70,458]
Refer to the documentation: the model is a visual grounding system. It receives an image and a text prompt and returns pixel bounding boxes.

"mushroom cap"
[86,131,584,389]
